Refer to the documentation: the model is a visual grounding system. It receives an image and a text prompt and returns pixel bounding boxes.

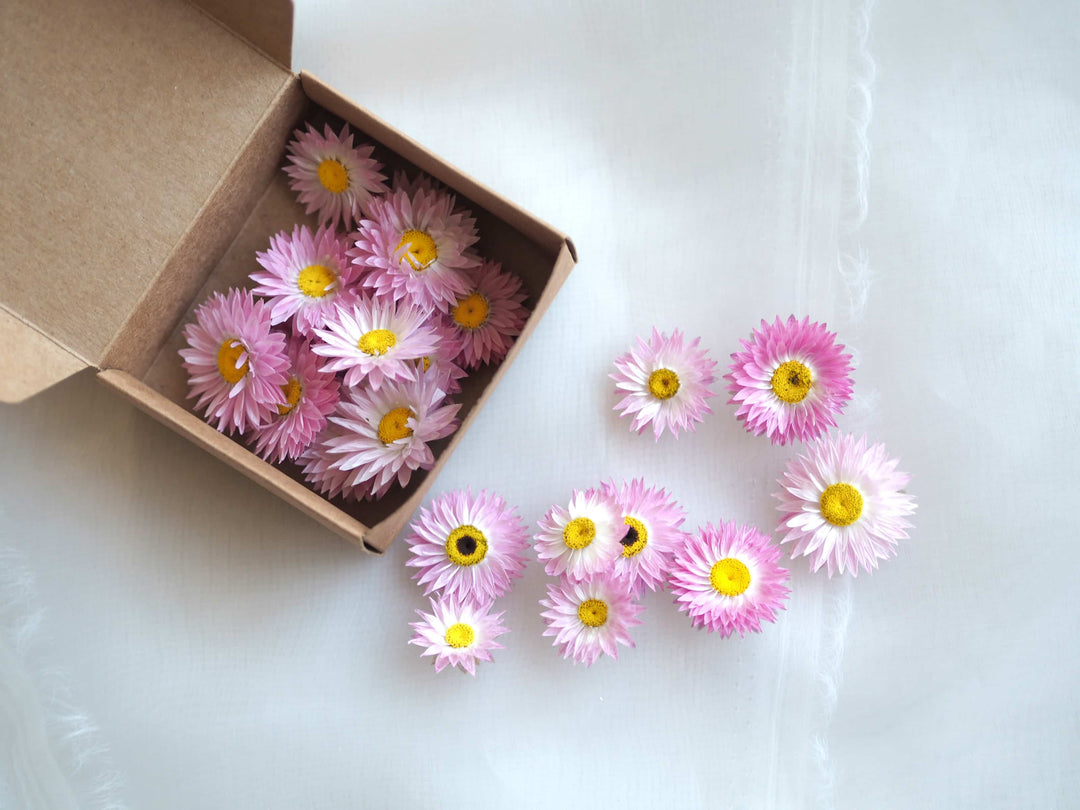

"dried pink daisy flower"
[668,521,790,637]
[775,433,917,576]
[444,260,529,369]
[180,289,289,435]
[540,576,644,666]
[410,595,508,676]
[249,339,340,464]
[250,224,358,336]
[312,296,440,390]
[298,421,372,502]
[284,122,388,229]
[412,318,467,396]
[391,168,443,197]
[321,372,460,500]
[406,488,529,604]
[601,478,687,595]
[725,315,854,446]
[611,328,718,440]
[534,488,622,582]
[349,184,480,312]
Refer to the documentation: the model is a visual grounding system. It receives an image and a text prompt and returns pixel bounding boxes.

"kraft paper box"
[0,0,576,553]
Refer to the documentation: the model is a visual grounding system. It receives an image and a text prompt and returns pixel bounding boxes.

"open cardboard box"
[0,0,576,553]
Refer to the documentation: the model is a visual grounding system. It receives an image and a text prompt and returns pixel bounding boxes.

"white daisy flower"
[534,488,623,581]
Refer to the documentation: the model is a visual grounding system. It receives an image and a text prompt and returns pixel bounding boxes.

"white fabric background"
[2,0,1078,807]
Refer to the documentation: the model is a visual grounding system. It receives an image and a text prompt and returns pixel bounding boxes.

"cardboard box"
[0,0,576,553]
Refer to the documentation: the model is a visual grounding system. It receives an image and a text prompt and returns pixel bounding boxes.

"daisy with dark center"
[602,478,687,595]
[410,595,508,676]
[406,489,529,604]
[775,433,917,576]
[283,122,387,229]
[445,260,529,369]
[540,576,644,666]
[180,289,290,435]
[250,224,357,336]
[611,328,718,440]
[725,315,854,445]
[534,488,622,581]
[668,521,790,637]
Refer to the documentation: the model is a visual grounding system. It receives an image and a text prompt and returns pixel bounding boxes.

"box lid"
[0,0,294,403]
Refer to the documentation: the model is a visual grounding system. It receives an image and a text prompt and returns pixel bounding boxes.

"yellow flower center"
[445,524,488,567]
[377,407,414,444]
[357,329,397,356]
[277,376,303,415]
[451,292,490,331]
[444,623,475,649]
[648,368,680,400]
[578,599,609,628]
[620,516,649,558]
[396,229,438,270]
[771,360,813,404]
[216,339,249,385]
[710,558,751,597]
[820,483,864,526]
[317,158,349,193]
[563,517,597,550]
[296,264,336,298]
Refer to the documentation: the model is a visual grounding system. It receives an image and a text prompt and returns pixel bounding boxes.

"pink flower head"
[413,318,468,396]
[250,338,340,463]
[534,488,622,582]
[284,122,388,229]
[410,595,508,676]
[540,576,644,666]
[668,521,790,637]
[312,296,440,390]
[391,169,442,197]
[298,421,372,502]
[611,328,717,440]
[180,289,289,435]
[444,260,529,369]
[349,184,480,312]
[250,224,358,336]
[775,433,917,576]
[725,315,854,445]
[406,488,529,604]
[601,478,687,595]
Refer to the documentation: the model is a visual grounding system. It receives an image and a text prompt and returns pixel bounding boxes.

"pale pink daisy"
[180,289,289,435]
[406,489,529,604]
[444,260,529,369]
[391,168,442,197]
[410,596,508,676]
[312,296,440,390]
[321,372,460,499]
[250,224,358,336]
[298,421,373,502]
[540,576,644,666]
[413,319,467,396]
[602,478,687,595]
[668,521,790,637]
[775,433,917,576]
[349,184,480,312]
[725,315,854,446]
[611,328,718,440]
[249,339,340,463]
[534,489,622,582]
[283,122,387,229]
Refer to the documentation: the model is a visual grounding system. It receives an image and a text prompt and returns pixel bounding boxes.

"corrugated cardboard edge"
[188,0,294,70]
[0,306,87,403]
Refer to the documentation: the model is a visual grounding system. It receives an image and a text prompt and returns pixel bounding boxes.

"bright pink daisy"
[534,489,622,582]
[283,122,387,229]
[602,478,687,595]
[775,433,917,576]
[611,328,718,440]
[540,576,644,666]
[725,315,854,446]
[410,595,508,676]
[668,521,790,637]
[349,184,480,312]
[312,296,440,390]
[444,260,529,369]
[180,289,289,435]
[249,338,340,463]
[250,224,358,336]
[406,489,529,604]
